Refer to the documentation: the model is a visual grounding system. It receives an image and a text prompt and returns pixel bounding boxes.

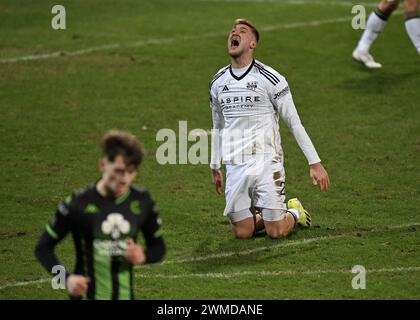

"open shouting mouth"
[230,38,240,49]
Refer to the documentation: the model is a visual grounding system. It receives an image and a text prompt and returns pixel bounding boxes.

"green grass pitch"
[0,0,419,299]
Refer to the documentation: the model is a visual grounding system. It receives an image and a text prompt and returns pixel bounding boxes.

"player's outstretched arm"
[209,87,225,192]
[310,162,330,191]
[272,76,329,191]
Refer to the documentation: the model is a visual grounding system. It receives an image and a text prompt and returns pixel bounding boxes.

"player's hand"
[310,162,330,191]
[125,238,146,265]
[66,274,90,297]
[211,169,224,194]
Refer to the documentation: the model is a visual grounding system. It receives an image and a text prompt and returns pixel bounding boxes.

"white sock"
[405,17,420,54]
[288,208,300,222]
[356,12,387,53]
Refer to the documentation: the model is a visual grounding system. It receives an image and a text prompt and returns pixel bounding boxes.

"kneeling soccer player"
[209,19,330,239]
[35,130,165,299]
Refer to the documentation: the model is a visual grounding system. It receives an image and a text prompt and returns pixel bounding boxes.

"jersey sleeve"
[269,75,321,165]
[48,197,73,240]
[140,192,165,264]
[34,195,73,276]
[209,82,225,170]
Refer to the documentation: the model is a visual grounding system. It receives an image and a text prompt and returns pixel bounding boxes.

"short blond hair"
[233,18,259,42]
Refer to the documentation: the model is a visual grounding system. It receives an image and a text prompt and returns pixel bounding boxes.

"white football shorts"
[224,155,287,223]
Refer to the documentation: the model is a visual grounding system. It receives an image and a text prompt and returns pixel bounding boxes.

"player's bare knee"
[404,0,419,17]
[266,226,289,239]
[265,220,291,239]
[231,218,254,239]
[233,227,254,239]
[378,0,400,14]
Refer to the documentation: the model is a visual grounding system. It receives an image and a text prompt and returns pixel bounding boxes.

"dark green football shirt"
[36,184,165,300]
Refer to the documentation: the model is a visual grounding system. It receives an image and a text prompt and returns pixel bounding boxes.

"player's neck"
[230,55,253,69]
[96,179,123,199]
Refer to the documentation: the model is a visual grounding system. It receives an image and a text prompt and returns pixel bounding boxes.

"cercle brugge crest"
[101,213,130,239]
[247,81,257,90]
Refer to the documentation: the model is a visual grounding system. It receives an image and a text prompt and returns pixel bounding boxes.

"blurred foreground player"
[209,19,330,239]
[353,0,420,68]
[35,130,165,299]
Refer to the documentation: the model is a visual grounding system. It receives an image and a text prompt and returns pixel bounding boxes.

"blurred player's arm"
[272,79,330,191]
[209,86,225,194]
[138,193,165,264]
[35,200,71,275]
[35,196,90,297]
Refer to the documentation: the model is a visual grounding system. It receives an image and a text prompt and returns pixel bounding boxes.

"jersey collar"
[93,182,132,204]
[229,59,255,81]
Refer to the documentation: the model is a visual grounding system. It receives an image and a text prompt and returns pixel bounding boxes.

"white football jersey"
[209,59,321,169]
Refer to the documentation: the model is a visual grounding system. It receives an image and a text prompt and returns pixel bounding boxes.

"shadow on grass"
[182,223,420,272]
[187,243,321,273]
[186,228,320,272]
[338,67,420,94]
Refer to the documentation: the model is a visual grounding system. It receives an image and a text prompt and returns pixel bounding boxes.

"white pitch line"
[0,222,418,291]
[200,0,377,7]
[160,222,420,265]
[2,266,419,290]
[136,266,420,279]
[0,278,50,291]
[0,16,351,64]
[161,234,348,265]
